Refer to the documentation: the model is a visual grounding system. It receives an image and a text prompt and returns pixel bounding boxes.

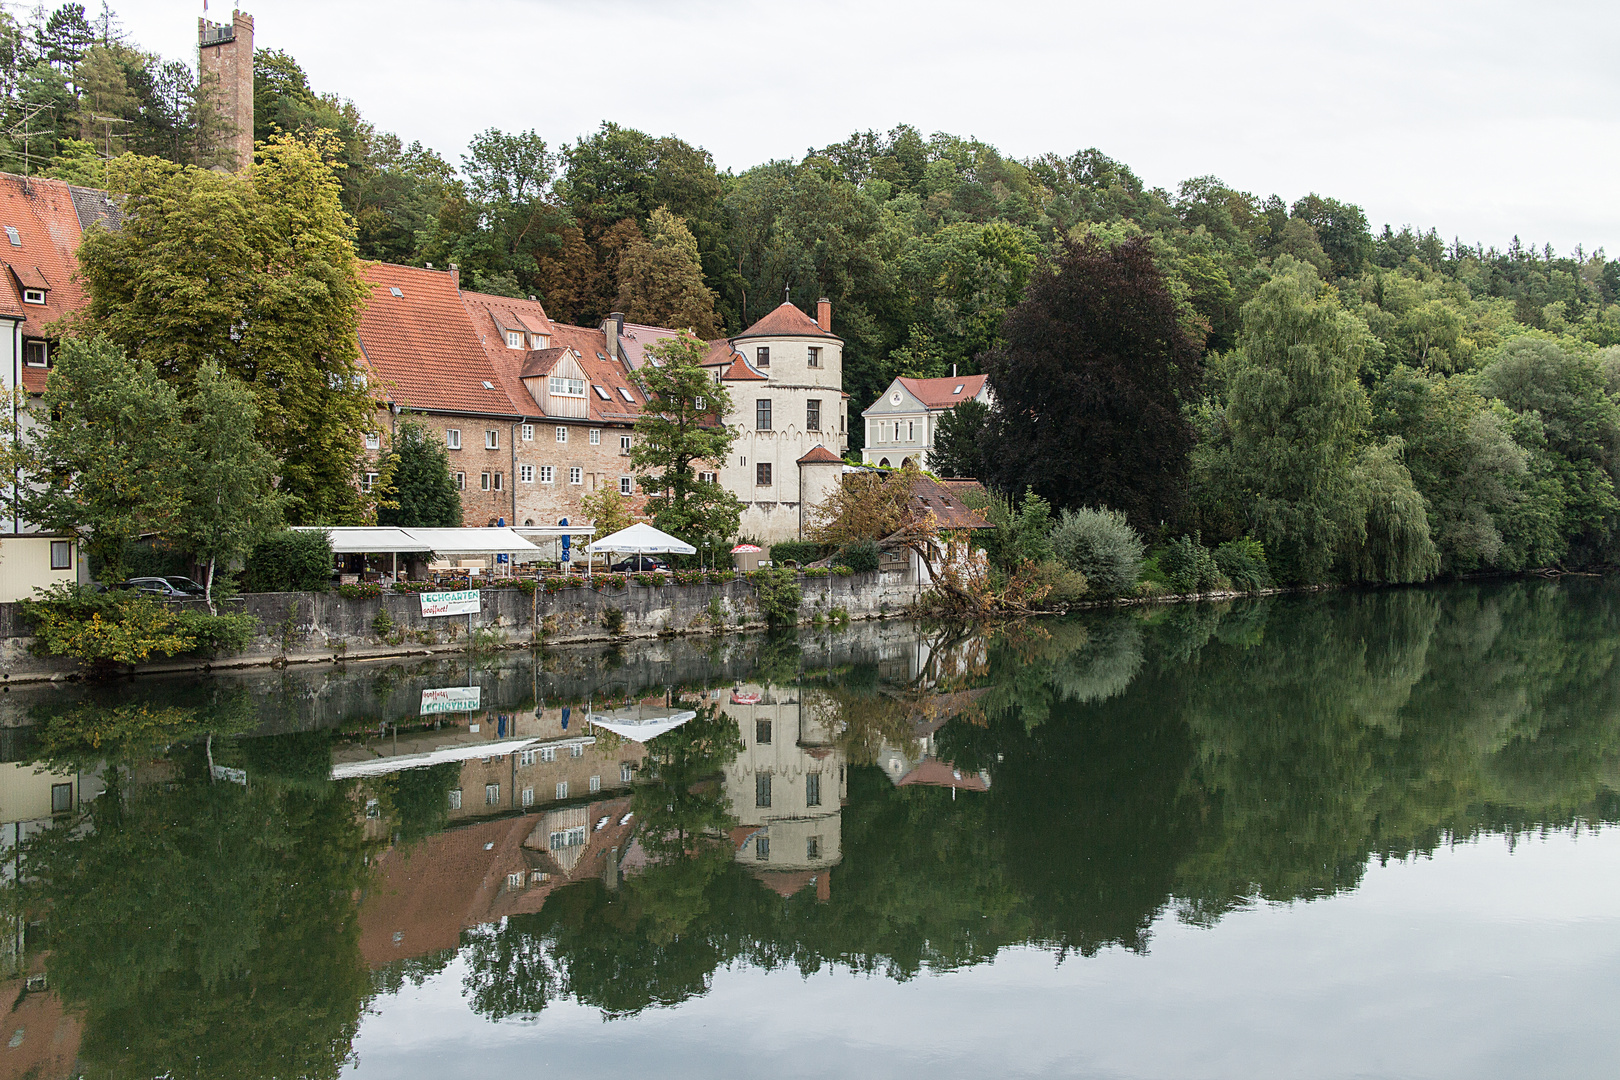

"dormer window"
[549,376,586,397]
[23,340,46,367]
[618,387,636,403]
[505,330,524,349]
[756,347,770,367]
[22,289,45,305]
[530,333,549,349]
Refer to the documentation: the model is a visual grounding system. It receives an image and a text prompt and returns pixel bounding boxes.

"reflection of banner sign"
[420,589,480,617]
[210,764,247,785]
[420,686,482,715]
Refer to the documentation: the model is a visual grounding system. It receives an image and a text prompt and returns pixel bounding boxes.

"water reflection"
[0,581,1617,1076]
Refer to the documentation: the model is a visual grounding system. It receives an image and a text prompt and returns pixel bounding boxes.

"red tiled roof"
[910,476,991,529]
[896,374,988,410]
[721,357,768,381]
[701,338,742,368]
[461,291,558,418]
[0,174,104,392]
[797,444,843,465]
[733,301,839,341]
[542,322,647,424]
[620,322,681,369]
[359,264,517,417]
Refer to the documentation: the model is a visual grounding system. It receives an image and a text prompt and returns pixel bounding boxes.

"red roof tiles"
[733,300,839,341]
[359,264,517,417]
[896,374,988,410]
[0,174,108,392]
[797,444,843,465]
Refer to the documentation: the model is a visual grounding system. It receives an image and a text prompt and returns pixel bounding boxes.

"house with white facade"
[861,373,989,472]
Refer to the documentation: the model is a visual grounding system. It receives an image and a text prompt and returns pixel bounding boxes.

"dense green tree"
[615,207,720,336]
[376,419,461,528]
[981,235,1203,531]
[630,333,743,542]
[929,397,989,479]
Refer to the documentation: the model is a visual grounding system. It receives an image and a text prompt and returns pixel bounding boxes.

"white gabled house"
[860,374,989,473]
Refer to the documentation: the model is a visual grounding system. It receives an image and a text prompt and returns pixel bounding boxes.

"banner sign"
[420,589,481,617]
[421,686,482,715]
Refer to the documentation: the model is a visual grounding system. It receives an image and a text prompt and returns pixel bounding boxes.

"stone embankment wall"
[0,571,922,681]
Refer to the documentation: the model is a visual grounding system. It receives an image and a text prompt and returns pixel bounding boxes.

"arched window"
[879,458,891,468]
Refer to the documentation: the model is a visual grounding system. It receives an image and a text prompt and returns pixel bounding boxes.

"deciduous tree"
[376,419,461,529]
[630,333,741,541]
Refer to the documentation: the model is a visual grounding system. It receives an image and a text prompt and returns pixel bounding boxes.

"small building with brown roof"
[861,372,990,472]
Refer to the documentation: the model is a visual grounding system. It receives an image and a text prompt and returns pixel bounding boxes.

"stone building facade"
[197,10,255,171]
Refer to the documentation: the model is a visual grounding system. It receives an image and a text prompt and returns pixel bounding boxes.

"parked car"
[115,576,207,599]
[611,555,670,573]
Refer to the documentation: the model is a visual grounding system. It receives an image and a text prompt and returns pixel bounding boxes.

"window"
[756,834,770,861]
[485,783,501,806]
[486,430,499,449]
[448,789,463,810]
[521,423,534,441]
[361,471,379,493]
[366,798,381,819]
[389,285,403,297]
[694,395,705,411]
[482,381,495,390]
[907,420,915,442]
[756,462,772,486]
[505,329,525,349]
[364,432,381,450]
[532,333,549,349]
[446,428,461,450]
[569,466,582,485]
[507,872,524,891]
[570,744,583,758]
[620,476,633,495]
[4,225,19,246]
[756,773,772,808]
[19,288,42,305]
[494,472,502,491]
[549,376,586,397]
[593,385,612,401]
[481,472,492,491]
[540,746,556,762]
[806,772,821,807]
[589,428,601,445]
[455,472,466,490]
[807,399,821,431]
[618,386,636,403]
[699,471,716,484]
[620,435,632,454]
[50,782,72,814]
[539,465,554,483]
[521,786,534,807]
[520,464,534,483]
[807,835,822,860]
[756,720,772,745]
[808,346,821,368]
[556,781,569,800]
[23,340,46,367]
[550,826,586,850]
[756,346,770,367]
[49,540,71,571]
[621,763,634,783]
[520,749,537,766]
[756,399,772,430]
[589,774,601,793]
[554,426,568,445]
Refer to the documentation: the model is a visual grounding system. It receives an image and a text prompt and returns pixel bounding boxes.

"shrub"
[337,582,382,599]
[770,540,828,566]
[515,578,539,596]
[754,566,802,626]
[1160,534,1220,593]
[803,567,830,579]
[834,539,881,574]
[978,489,1055,571]
[391,579,439,593]
[832,565,854,576]
[1214,538,1271,592]
[1028,559,1088,606]
[673,569,706,585]
[543,578,565,594]
[175,610,259,655]
[602,607,626,635]
[242,529,332,593]
[706,570,736,584]
[633,572,667,587]
[20,583,257,667]
[1049,507,1144,597]
[371,608,395,637]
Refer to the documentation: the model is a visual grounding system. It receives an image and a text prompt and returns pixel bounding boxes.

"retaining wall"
[0,571,922,680]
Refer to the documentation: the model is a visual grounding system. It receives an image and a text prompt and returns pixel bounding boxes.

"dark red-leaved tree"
[981,236,1203,531]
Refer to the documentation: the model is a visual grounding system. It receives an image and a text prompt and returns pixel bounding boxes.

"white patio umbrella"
[585,523,697,555]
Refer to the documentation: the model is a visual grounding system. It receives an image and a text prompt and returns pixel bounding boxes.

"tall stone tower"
[198,9,254,171]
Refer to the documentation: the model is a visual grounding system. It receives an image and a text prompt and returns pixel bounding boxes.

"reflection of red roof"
[797,445,843,465]
[895,374,988,409]
[359,265,518,417]
[734,301,839,341]
[896,757,989,791]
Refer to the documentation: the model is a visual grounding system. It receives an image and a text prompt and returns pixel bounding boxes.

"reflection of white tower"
[721,684,845,892]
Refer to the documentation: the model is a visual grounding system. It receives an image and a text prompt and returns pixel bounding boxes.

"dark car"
[610,555,670,573]
[117,576,207,599]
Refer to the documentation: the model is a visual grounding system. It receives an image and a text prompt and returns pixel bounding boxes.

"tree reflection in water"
[4,579,1619,1063]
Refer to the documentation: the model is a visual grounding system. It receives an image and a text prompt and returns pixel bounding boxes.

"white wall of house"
[717,332,847,542]
[721,686,845,871]
[861,377,991,472]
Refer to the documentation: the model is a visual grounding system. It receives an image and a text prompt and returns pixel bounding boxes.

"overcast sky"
[108,0,1620,255]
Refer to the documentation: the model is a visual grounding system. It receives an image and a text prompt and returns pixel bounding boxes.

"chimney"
[604,312,624,361]
[817,297,832,333]
[449,262,460,289]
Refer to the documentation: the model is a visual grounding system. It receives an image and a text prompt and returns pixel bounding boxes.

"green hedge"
[834,539,880,574]
[243,530,332,593]
[770,540,829,566]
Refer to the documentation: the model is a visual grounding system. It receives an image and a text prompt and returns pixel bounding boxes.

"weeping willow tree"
[1341,438,1440,583]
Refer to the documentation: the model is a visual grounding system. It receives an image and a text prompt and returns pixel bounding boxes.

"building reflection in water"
[719,681,845,900]
[878,689,992,794]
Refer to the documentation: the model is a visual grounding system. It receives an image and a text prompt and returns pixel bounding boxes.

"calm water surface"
[2,580,1618,1079]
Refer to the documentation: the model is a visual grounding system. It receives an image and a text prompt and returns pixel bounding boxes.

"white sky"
[105,0,1620,255]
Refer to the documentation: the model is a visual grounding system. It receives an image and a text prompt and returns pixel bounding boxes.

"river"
[1,579,1617,1079]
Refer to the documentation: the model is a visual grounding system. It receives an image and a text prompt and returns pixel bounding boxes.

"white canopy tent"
[588,709,697,743]
[293,526,543,578]
[309,527,432,554]
[585,523,696,555]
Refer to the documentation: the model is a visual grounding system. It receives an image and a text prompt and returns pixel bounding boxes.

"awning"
[588,709,697,743]
[293,526,542,556]
[292,527,431,554]
[585,522,696,555]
